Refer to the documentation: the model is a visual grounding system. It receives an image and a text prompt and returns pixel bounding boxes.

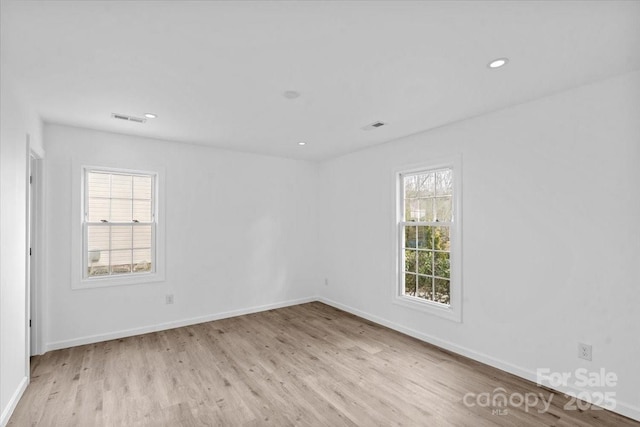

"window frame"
[72,165,165,289]
[393,156,462,322]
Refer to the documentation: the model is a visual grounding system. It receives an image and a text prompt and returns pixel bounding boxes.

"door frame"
[27,139,45,357]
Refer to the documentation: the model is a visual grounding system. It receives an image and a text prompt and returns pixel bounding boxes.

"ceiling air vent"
[362,121,386,131]
[111,113,147,123]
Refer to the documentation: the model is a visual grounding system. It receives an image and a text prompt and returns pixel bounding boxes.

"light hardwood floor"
[9,302,639,426]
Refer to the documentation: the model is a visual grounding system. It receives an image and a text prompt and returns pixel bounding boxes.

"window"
[83,168,156,280]
[396,158,461,322]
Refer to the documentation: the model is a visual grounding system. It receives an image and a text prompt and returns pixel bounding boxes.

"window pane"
[417,275,433,300]
[435,196,452,222]
[88,250,109,276]
[417,250,433,275]
[405,198,419,221]
[417,226,433,249]
[416,173,435,198]
[133,225,152,249]
[133,248,152,273]
[111,226,132,250]
[133,175,152,200]
[434,252,450,279]
[403,175,417,198]
[404,250,416,273]
[111,198,132,222]
[404,273,416,296]
[87,226,109,251]
[87,197,110,222]
[133,200,152,222]
[404,226,416,248]
[434,226,450,251]
[87,172,110,198]
[84,170,156,280]
[434,278,450,305]
[436,169,453,197]
[419,198,434,222]
[110,249,132,274]
[111,174,132,199]
[399,166,455,311]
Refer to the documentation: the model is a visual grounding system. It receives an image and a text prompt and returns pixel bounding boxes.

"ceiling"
[2,1,639,161]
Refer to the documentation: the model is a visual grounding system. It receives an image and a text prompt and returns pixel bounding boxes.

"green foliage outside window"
[403,225,450,305]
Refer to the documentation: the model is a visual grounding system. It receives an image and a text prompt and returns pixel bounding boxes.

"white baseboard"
[0,376,28,427]
[317,297,640,423]
[45,296,316,352]
[616,401,640,423]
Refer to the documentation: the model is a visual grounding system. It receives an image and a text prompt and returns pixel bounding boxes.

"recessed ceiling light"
[298,142,306,146]
[488,58,509,69]
[144,113,157,119]
[283,90,300,99]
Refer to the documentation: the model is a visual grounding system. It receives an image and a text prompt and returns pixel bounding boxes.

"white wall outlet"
[324,278,329,286]
[578,343,592,361]
[165,294,174,305]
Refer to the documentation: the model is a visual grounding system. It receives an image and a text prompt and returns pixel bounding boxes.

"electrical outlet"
[324,278,329,286]
[578,343,592,361]
[165,294,174,305]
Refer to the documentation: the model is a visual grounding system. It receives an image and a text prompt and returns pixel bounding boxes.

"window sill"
[393,294,462,323]
[72,271,165,290]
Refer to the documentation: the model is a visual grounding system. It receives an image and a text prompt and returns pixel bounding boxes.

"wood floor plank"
[8,302,640,426]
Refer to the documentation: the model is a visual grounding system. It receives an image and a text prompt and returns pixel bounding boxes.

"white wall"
[318,70,640,420]
[43,124,319,349]
[0,79,43,424]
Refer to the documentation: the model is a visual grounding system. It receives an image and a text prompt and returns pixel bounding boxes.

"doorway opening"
[27,149,43,356]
